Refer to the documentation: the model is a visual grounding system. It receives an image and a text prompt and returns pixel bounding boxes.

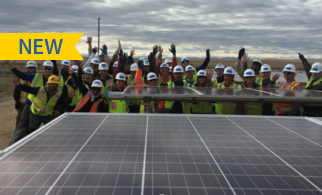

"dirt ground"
[0,58,306,150]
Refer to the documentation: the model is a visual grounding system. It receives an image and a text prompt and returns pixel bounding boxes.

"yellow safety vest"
[109,100,128,113]
[255,78,278,86]
[304,77,322,107]
[216,82,242,114]
[164,101,191,114]
[30,86,61,116]
[183,68,197,79]
[20,79,30,104]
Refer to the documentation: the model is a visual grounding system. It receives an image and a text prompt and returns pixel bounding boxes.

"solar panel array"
[0,113,322,195]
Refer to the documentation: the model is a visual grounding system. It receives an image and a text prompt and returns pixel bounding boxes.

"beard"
[61,69,69,76]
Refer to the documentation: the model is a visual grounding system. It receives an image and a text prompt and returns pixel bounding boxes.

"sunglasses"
[43,68,51,71]
[92,87,101,90]
[198,77,206,79]
[149,79,157,82]
[283,72,292,75]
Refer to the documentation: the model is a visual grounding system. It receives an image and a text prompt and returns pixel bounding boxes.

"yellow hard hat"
[47,75,60,84]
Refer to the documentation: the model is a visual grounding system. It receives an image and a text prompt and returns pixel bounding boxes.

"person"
[166,65,188,87]
[242,69,262,115]
[157,63,171,86]
[234,48,262,79]
[89,58,100,79]
[191,70,213,114]
[13,60,37,130]
[59,60,72,83]
[212,63,225,86]
[127,63,142,113]
[111,62,118,73]
[12,75,73,130]
[83,67,94,86]
[215,67,244,115]
[63,65,83,112]
[275,64,303,116]
[185,65,197,87]
[181,49,210,79]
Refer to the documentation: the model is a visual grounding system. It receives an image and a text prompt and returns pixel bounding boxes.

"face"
[186,70,194,78]
[112,67,116,71]
[244,77,255,86]
[84,73,93,83]
[198,76,206,84]
[182,61,189,67]
[99,56,104,62]
[43,67,52,77]
[61,65,69,72]
[73,60,81,67]
[26,67,36,74]
[47,83,58,92]
[261,72,271,80]
[91,63,99,73]
[283,71,295,81]
[160,67,169,75]
[144,66,149,72]
[148,79,157,86]
[253,63,261,72]
[100,70,108,77]
[116,80,125,88]
[124,63,130,72]
[215,69,224,77]
[174,73,183,81]
[131,71,136,77]
[312,72,322,80]
[91,87,101,96]
[167,63,172,67]
[224,74,234,85]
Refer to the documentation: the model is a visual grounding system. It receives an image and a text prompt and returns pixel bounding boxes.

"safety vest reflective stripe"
[90,99,103,112]
[38,89,46,100]
[32,101,52,111]
[20,80,30,103]
[32,73,41,87]
[276,81,303,114]
[134,78,142,83]
[245,104,261,109]
[277,107,292,112]
[57,74,64,91]
[255,78,261,85]
[112,102,117,110]
[73,92,91,111]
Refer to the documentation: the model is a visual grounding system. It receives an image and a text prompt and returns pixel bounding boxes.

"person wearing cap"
[12,75,73,130]
[165,65,188,87]
[58,60,72,82]
[126,63,143,113]
[13,61,37,130]
[88,58,100,79]
[157,63,171,85]
[212,63,225,86]
[181,49,210,79]
[185,65,197,87]
[275,64,303,116]
[96,62,114,108]
[83,67,94,86]
[215,67,244,115]
[191,70,213,114]
[242,69,262,115]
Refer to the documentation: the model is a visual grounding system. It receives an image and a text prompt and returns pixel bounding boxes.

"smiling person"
[242,69,262,115]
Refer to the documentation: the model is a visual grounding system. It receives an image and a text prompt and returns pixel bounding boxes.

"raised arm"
[12,78,39,95]
[51,60,59,76]
[101,44,110,65]
[83,47,97,68]
[195,49,210,72]
[75,67,89,95]
[5,61,27,80]
[234,48,246,79]
[299,53,312,79]
[169,44,176,81]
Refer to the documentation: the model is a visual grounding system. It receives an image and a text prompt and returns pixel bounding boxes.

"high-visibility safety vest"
[164,101,191,114]
[245,102,262,115]
[192,101,212,114]
[66,78,90,106]
[109,100,128,113]
[57,73,67,92]
[30,86,61,116]
[20,79,30,103]
[255,78,278,86]
[140,101,165,113]
[157,75,171,86]
[168,81,188,88]
[126,75,135,86]
[304,77,322,107]
[73,91,103,113]
[183,68,197,79]
[100,76,114,104]
[275,81,303,114]
[216,82,242,114]
[185,76,197,87]
[212,79,219,86]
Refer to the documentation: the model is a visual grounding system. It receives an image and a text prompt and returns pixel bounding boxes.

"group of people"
[5,39,322,143]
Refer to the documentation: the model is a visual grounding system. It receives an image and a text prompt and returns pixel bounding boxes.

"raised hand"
[86,36,92,44]
[100,44,108,54]
[5,60,15,70]
[12,78,21,86]
[207,70,214,80]
[92,46,98,54]
[169,44,176,56]
[298,53,305,61]
[206,49,210,58]
[138,60,144,70]
[242,53,250,63]
[68,90,76,98]
[118,40,121,49]
[130,49,136,56]
[158,46,163,54]
[272,73,280,82]
[105,79,112,88]
[238,48,245,60]
[152,45,158,56]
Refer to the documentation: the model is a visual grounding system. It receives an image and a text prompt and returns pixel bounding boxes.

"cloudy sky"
[1,0,321,59]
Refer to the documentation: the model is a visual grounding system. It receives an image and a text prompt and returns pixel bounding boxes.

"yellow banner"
[0,33,84,60]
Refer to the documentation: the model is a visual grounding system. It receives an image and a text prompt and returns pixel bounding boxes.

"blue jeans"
[29,113,53,130]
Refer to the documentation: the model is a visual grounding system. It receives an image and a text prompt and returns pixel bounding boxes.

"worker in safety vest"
[185,65,197,87]
[242,69,262,115]
[97,62,114,107]
[275,64,303,116]
[191,70,213,114]
[58,60,72,83]
[89,58,100,79]
[13,61,37,131]
[127,63,143,113]
[12,75,73,130]
[211,63,225,113]
[215,67,244,115]
[234,48,261,79]
[157,63,171,86]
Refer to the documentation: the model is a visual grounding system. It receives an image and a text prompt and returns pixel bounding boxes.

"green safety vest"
[109,100,128,113]
[192,101,212,114]
[245,102,262,115]
[168,81,188,88]
[20,79,30,104]
[216,82,242,115]
[304,77,322,107]
[100,76,114,104]
[30,86,61,116]
[164,101,191,114]
[255,78,278,86]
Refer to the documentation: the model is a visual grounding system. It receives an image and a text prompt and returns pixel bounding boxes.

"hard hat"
[130,63,138,71]
[169,67,172,72]
[173,65,184,73]
[83,67,94,75]
[43,60,53,68]
[99,51,104,56]
[164,58,173,64]
[310,62,322,73]
[244,69,255,77]
[197,70,207,77]
[181,57,189,64]
[261,64,271,72]
[91,80,103,88]
[147,72,157,81]
[144,60,150,66]
[71,65,79,73]
[61,60,71,67]
[185,65,194,72]
[115,72,126,81]
[99,62,109,70]
[252,59,262,65]
[26,60,37,68]
[46,75,60,84]
[215,63,225,70]
[160,63,169,69]
[283,64,296,73]
[224,67,235,75]
[90,58,100,64]
[113,62,118,68]
[139,58,145,62]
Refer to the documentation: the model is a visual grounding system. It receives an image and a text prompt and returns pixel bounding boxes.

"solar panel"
[1,114,322,195]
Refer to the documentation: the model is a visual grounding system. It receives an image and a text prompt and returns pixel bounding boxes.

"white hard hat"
[26,60,37,68]
[71,65,79,73]
[90,58,100,64]
[83,67,94,75]
[147,72,157,81]
[244,69,255,77]
[139,58,145,62]
[215,63,225,70]
[253,59,262,65]
[173,65,184,73]
[185,65,194,72]
[181,57,189,63]
[91,80,103,88]
[224,67,235,75]
[43,60,53,68]
[169,67,172,72]
[99,62,109,70]
[160,63,169,69]
[283,64,296,73]
[113,62,118,68]
[197,70,207,77]
[144,60,149,66]
[99,51,104,56]
[130,63,138,71]
[261,64,271,72]
[61,60,71,67]
[310,62,322,73]
[164,58,173,64]
[115,72,126,81]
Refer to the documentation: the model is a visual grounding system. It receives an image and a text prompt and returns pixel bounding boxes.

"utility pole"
[98,17,100,51]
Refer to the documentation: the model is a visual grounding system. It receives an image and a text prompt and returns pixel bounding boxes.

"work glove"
[238,48,245,60]
[118,48,123,59]
[152,45,158,57]
[148,52,154,63]
[138,60,144,70]
[92,46,98,54]
[298,53,306,61]
[206,49,210,58]
[100,44,108,55]
[169,44,176,56]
